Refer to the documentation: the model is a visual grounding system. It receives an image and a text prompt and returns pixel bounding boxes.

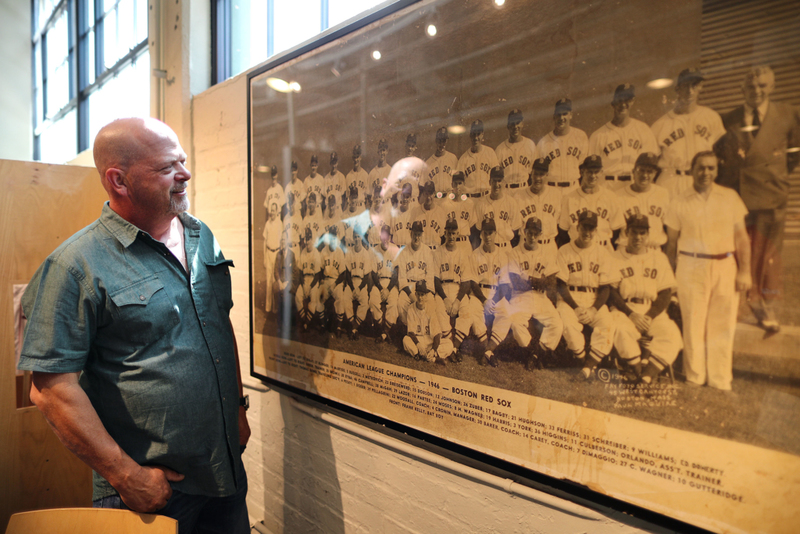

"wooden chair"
[5,508,178,534]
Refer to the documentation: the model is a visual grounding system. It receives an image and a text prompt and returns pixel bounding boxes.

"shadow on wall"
[278,393,345,534]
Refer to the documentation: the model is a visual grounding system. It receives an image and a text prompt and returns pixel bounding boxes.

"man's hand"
[239,406,251,448]
[735,270,752,293]
[630,312,652,334]
[118,465,184,513]
[575,307,591,324]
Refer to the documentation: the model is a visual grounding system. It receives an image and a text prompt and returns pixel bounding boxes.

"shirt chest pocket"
[205,259,235,312]
[108,277,181,345]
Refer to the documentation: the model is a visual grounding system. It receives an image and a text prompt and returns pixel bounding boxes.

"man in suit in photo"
[715,66,800,332]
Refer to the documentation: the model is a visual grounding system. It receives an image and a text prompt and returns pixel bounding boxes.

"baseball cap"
[378,138,388,150]
[507,109,523,125]
[626,213,650,230]
[353,144,362,157]
[406,133,417,146]
[612,83,635,102]
[415,280,430,294]
[524,217,543,235]
[580,155,603,170]
[554,98,572,114]
[410,221,424,234]
[532,158,550,173]
[577,211,598,229]
[451,171,466,184]
[470,120,484,136]
[435,127,449,140]
[270,165,278,176]
[291,160,298,171]
[310,154,319,164]
[420,181,436,196]
[330,151,339,164]
[634,152,661,171]
[481,218,497,233]
[489,166,505,181]
[677,68,705,86]
[444,218,458,231]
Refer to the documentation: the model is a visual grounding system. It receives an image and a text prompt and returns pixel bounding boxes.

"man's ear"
[104,167,129,197]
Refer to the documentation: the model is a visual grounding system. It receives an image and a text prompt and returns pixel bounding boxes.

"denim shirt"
[19,203,242,500]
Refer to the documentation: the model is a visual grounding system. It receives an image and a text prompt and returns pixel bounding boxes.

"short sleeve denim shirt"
[19,203,243,500]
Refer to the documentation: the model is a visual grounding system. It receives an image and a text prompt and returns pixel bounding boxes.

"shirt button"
[216,358,220,363]
[203,321,207,326]
[139,295,145,301]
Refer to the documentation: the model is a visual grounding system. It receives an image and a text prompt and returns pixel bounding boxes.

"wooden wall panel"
[1,159,106,530]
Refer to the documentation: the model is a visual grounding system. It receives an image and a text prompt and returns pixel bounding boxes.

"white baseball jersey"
[434,245,475,284]
[516,186,562,240]
[613,248,675,302]
[374,242,401,281]
[405,204,447,248]
[537,128,588,186]
[390,208,412,247]
[346,168,370,205]
[407,303,442,338]
[397,244,436,291]
[304,174,325,202]
[439,197,476,239]
[426,151,458,198]
[321,245,346,279]
[323,211,346,243]
[616,184,671,247]
[475,195,522,244]
[650,106,725,173]
[556,241,619,289]
[297,247,322,277]
[282,211,304,249]
[509,243,559,298]
[472,246,510,288]
[558,188,624,243]
[284,178,307,207]
[346,245,377,279]
[324,171,347,200]
[302,210,325,246]
[368,164,391,209]
[263,183,285,214]
[456,146,499,195]
[495,137,537,188]
[588,119,658,180]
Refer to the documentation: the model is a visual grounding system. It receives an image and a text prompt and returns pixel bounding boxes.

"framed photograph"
[248,1,800,532]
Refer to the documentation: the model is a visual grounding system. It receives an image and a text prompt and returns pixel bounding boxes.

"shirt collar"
[744,99,770,121]
[99,201,200,248]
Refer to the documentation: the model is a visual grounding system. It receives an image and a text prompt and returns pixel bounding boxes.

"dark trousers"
[746,207,786,307]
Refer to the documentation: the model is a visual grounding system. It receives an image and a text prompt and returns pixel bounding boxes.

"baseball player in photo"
[433,219,475,362]
[404,181,447,249]
[273,233,298,328]
[493,217,563,370]
[537,98,589,193]
[556,211,619,380]
[616,152,670,250]
[496,109,538,191]
[371,224,401,343]
[323,194,347,248]
[457,119,499,198]
[665,151,751,391]
[263,165,286,219]
[366,185,391,247]
[651,68,726,199]
[302,192,325,249]
[609,214,682,384]
[282,192,304,257]
[469,219,511,367]
[558,155,624,248]
[263,202,284,315]
[304,155,324,214]
[396,221,439,328]
[368,139,391,212]
[403,281,455,365]
[346,144,370,209]
[295,228,323,331]
[343,229,380,340]
[426,126,458,202]
[324,151,347,210]
[397,134,421,207]
[438,171,476,251]
[390,184,414,247]
[474,166,522,249]
[284,160,307,212]
[318,227,348,336]
[588,84,659,190]
[517,157,562,258]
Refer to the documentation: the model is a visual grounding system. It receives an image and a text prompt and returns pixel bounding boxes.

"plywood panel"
[1,159,106,530]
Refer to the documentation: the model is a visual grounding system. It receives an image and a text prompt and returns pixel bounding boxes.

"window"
[32,0,150,163]
[213,0,388,84]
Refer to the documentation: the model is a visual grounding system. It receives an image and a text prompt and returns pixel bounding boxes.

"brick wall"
[191,74,670,534]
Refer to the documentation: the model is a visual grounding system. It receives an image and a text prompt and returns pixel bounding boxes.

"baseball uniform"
[468,244,511,348]
[537,128,588,192]
[516,186,562,257]
[457,146,498,197]
[264,183,286,215]
[372,241,401,327]
[495,137,538,190]
[588,119,658,190]
[343,243,380,330]
[404,302,455,362]
[558,188,624,246]
[426,151,458,201]
[318,243,346,326]
[295,245,323,325]
[616,183,670,248]
[475,194,522,247]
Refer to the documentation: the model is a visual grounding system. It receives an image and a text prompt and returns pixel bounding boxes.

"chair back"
[5,508,178,534]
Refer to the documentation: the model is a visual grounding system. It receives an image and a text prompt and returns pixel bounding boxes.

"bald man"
[17,118,250,532]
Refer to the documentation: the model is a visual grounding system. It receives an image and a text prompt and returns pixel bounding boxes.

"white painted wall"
[191,73,677,534]
[0,2,33,161]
